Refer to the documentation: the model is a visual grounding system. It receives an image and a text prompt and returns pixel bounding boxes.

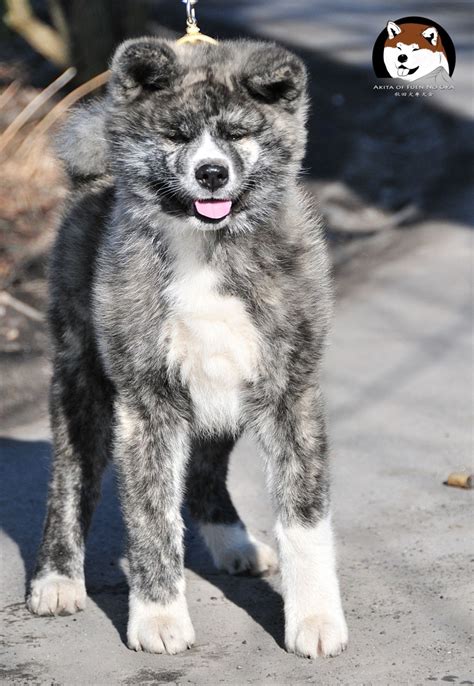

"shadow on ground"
[0,436,284,649]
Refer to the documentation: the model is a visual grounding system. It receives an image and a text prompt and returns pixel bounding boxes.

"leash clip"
[184,0,197,26]
[176,0,218,45]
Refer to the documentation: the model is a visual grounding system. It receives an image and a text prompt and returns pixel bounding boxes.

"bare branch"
[0,81,20,111]
[4,0,69,67]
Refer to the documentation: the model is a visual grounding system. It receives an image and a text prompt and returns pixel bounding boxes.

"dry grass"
[0,67,108,289]
[0,139,66,288]
[0,82,67,288]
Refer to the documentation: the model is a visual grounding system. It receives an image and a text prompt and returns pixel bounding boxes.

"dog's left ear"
[422,26,439,46]
[242,45,307,109]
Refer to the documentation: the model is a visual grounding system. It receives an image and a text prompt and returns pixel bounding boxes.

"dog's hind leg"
[28,360,114,616]
[187,436,278,576]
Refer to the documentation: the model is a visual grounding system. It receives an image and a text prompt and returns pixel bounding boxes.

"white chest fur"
[164,240,260,432]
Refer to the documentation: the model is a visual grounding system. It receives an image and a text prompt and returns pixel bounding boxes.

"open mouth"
[194,199,232,222]
[157,185,253,224]
[397,65,419,77]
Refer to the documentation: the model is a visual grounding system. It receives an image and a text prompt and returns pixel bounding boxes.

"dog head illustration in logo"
[383,20,450,81]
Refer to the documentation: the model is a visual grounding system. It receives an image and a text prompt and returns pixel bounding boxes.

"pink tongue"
[195,199,232,220]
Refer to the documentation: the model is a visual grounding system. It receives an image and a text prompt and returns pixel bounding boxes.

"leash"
[176,0,218,45]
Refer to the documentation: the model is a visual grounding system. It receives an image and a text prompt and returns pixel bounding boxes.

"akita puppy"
[27,38,348,659]
[384,21,450,81]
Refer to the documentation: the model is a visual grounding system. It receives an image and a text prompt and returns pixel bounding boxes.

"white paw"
[27,573,86,616]
[200,523,278,576]
[127,591,195,654]
[287,611,348,659]
[220,537,278,576]
[276,516,348,659]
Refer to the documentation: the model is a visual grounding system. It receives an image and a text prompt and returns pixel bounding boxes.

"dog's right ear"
[109,38,179,103]
[241,44,307,110]
[386,21,402,40]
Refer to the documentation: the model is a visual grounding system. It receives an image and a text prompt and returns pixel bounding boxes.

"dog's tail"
[55,100,110,182]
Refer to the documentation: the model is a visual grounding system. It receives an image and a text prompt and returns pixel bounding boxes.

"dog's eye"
[224,130,248,142]
[413,47,420,51]
[218,125,249,142]
[161,130,191,143]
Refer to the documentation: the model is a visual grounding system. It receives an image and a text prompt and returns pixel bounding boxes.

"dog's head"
[383,21,449,81]
[106,38,308,232]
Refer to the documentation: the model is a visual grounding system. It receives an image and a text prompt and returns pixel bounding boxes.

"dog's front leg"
[115,399,195,655]
[256,387,348,659]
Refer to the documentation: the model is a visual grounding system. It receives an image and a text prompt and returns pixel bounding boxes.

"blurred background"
[0,0,472,428]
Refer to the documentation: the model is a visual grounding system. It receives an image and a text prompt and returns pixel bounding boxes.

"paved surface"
[1,222,472,685]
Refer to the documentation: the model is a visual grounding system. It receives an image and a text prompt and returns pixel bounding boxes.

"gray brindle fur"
[28,38,348,659]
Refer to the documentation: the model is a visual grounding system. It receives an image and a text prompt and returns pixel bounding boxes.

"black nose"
[398,54,408,63]
[195,164,229,191]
